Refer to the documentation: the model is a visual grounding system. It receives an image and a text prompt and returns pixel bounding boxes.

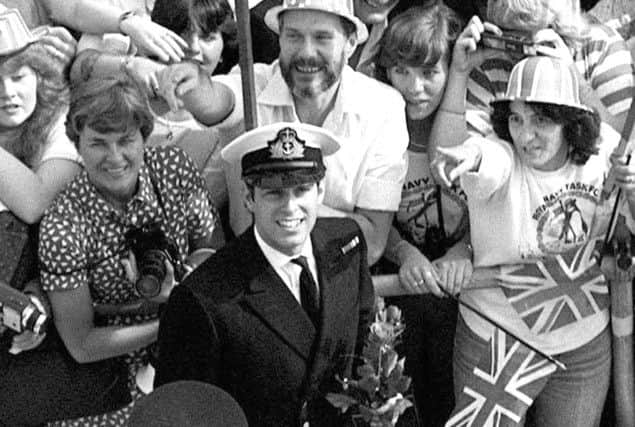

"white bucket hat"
[491,56,592,113]
[264,0,368,44]
[0,9,37,56]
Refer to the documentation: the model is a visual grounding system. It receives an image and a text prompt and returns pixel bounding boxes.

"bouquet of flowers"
[326,298,413,426]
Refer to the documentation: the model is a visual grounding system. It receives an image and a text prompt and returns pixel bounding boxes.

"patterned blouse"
[40,145,216,298]
[38,146,217,410]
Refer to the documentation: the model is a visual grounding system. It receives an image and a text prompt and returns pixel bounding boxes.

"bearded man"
[155,0,408,266]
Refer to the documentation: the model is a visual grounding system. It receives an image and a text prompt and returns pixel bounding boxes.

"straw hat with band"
[490,56,592,114]
[0,9,38,57]
[264,0,369,44]
[221,122,340,189]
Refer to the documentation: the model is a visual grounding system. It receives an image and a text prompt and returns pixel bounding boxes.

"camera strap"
[144,157,169,225]
[435,184,447,242]
[39,157,171,276]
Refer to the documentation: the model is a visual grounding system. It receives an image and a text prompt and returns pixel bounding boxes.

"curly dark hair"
[151,0,237,74]
[375,2,463,84]
[491,101,601,165]
[0,41,69,166]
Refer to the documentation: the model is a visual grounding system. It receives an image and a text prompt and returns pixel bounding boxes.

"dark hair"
[0,41,68,166]
[375,3,463,84]
[151,0,237,70]
[66,77,154,145]
[491,101,601,165]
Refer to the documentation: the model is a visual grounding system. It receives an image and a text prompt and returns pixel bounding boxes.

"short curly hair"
[0,41,69,166]
[66,77,154,146]
[491,101,601,165]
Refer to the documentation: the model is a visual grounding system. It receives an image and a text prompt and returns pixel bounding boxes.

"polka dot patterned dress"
[40,147,218,426]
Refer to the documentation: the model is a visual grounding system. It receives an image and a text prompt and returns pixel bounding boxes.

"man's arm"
[318,205,393,267]
[155,61,236,126]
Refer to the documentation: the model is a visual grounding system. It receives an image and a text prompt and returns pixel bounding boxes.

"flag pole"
[372,272,567,370]
[440,288,567,371]
[235,0,258,130]
[599,93,635,427]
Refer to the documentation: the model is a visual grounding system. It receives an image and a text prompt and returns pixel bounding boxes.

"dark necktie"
[291,256,320,327]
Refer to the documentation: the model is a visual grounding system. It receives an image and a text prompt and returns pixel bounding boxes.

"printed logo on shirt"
[533,182,600,253]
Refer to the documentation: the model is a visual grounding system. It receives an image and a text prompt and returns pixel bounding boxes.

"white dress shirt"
[254,227,319,304]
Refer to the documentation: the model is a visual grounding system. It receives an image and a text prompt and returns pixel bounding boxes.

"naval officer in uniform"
[155,122,375,427]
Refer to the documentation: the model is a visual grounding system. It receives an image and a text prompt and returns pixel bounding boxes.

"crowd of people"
[0,0,633,426]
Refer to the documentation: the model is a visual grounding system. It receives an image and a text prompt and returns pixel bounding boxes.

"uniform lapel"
[305,226,354,387]
[240,229,317,360]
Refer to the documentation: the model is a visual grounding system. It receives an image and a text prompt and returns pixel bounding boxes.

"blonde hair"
[487,0,588,41]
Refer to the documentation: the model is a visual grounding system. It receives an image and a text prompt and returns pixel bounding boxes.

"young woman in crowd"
[39,76,218,426]
[0,12,133,425]
[149,0,236,209]
[373,4,470,425]
[434,54,633,427]
[151,0,237,75]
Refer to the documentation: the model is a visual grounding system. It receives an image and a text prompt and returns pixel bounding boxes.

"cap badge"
[268,127,306,159]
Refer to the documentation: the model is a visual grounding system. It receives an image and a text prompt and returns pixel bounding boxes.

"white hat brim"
[263,5,368,44]
[221,122,340,165]
[491,97,593,114]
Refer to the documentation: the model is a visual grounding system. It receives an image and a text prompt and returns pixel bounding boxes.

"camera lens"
[135,249,167,299]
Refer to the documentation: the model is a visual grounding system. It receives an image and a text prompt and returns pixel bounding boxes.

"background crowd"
[0,0,634,426]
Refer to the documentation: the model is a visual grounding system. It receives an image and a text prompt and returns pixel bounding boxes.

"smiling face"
[278,10,355,101]
[244,181,323,256]
[79,127,145,208]
[0,65,37,129]
[508,100,568,171]
[387,59,448,120]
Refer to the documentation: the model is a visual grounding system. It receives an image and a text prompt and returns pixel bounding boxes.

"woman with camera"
[38,76,218,426]
[433,55,634,426]
[428,0,633,155]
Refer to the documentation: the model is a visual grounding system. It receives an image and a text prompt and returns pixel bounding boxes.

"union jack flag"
[496,240,609,335]
[445,329,557,427]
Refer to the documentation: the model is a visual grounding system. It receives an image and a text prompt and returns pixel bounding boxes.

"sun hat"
[0,9,37,56]
[221,122,340,188]
[264,0,369,44]
[491,56,592,112]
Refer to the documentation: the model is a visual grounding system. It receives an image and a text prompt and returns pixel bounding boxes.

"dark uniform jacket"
[155,218,375,427]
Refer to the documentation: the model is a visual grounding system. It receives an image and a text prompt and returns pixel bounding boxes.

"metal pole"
[235,0,258,130]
